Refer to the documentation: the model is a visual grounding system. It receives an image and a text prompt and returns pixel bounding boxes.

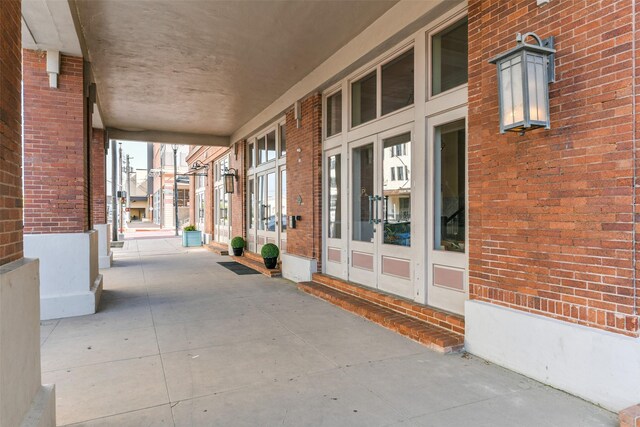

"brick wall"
[634,0,640,335]
[91,128,107,224]
[285,94,323,264]
[468,0,638,336]
[23,51,89,234]
[0,0,23,265]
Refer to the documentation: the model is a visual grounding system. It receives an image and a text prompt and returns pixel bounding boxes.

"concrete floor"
[40,237,617,426]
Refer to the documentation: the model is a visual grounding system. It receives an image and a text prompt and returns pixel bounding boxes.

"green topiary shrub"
[260,243,279,259]
[231,236,245,249]
[183,225,197,232]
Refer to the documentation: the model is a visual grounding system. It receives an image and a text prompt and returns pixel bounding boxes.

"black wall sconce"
[223,168,238,194]
[489,32,556,134]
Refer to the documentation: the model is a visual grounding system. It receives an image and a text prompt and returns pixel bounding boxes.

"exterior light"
[489,32,556,134]
[223,168,238,194]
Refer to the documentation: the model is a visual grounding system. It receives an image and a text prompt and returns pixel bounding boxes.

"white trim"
[465,300,640,412]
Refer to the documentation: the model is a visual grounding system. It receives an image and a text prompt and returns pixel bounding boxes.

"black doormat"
[218,261,260,275]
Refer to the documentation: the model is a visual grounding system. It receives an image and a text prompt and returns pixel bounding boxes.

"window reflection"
[328,154,341,238]
[434,119,465,252]
[432,17,468,96]
[383,133,411,247]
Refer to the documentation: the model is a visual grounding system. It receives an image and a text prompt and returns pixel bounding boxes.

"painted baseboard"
[0,258,56,427]
[465,300,640,412]
[25,231,102,320]
[281,253,317,282]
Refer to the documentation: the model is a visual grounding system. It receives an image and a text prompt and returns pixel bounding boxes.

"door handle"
[371,195,382,224]
[368,196,374,224]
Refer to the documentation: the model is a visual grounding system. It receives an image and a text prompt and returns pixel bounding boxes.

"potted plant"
[260,243,279,269]
[182,225,202,247]
[231,236,245,256]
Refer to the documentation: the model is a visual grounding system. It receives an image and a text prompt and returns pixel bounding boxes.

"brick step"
[205,242,229,256]
[242,250,264,263]
[298,281,464,353]
[231,254,281,277]
[311,273,465,335]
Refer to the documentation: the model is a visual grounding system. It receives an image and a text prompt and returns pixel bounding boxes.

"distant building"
[149,144,190,229]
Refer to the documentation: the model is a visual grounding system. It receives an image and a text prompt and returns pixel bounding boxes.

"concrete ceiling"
[71,0,399,137]
[22,0,82,56]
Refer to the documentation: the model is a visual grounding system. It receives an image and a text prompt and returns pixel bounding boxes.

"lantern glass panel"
[500,55,524,129]
[526,53,547,123]
[224,173,234,194]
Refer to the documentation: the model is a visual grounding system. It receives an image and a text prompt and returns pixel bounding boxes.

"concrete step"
[231,254,281,277]
[311,273,465,335]
[299,280,464,354]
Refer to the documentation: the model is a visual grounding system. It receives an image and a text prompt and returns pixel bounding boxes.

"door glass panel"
[267,130,276,162]
[266,172,276,231]
[352,143,374,242]
[222,192,229,226]
[383,133,411,246]
[432,17,468,96]
[351,71,377,127]
[434,119,466,252]
[248,178,255,230]
[382,49,414,116]
[257,175,265,230]
[280,169,287,232]
[326,91,342,137]
[328,154,341,239]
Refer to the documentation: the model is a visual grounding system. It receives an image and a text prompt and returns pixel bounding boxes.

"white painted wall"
[0,258,55,427]
[24,231,103,320]
[281,253,317,283]
[95,223,113,268]
[465,300,640,412]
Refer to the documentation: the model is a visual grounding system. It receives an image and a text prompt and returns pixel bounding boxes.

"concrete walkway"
[40,237,616,426]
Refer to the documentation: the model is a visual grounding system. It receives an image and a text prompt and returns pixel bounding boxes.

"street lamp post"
[172,144,179,236]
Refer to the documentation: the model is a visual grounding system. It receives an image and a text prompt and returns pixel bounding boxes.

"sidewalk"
[40,236,616,426]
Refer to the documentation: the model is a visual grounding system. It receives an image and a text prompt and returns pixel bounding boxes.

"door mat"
[110,241,125,248]
[218,261,260,275]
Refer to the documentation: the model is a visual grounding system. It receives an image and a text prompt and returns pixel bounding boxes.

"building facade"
[184,0,640,413]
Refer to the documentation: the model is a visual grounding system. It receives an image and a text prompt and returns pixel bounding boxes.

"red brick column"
[285,94,322,265]
[229,142,245,240]
[90,128,107,225]
[467,0,638,336]
[23,50,89,234]
[0,0,23,265]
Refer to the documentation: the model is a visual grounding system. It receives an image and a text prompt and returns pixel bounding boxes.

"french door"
[213,156,231,244]
[348,126,414,299]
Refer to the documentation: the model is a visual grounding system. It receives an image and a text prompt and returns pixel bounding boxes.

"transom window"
[326,91,342,137]
[349,48,415,130]
[431,17,468,96]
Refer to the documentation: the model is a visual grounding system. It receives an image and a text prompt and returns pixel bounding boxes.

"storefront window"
[382,49,414,116]
[432,17,468,96]
[280,169,287,231]
[326,91,342,137]
[248,142,255,168]
[383,133,411,246]
[328,154,341,238]
[279,124,286,157]
[351,71,377,127]
[434,119,465,252]
[248,178,255,229]
[266,130,276,162]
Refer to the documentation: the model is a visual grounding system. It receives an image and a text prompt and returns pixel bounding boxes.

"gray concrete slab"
[41,236,617,426]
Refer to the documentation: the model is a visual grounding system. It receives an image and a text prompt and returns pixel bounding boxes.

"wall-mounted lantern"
[223,168,238,194]
[489,32,556,134]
